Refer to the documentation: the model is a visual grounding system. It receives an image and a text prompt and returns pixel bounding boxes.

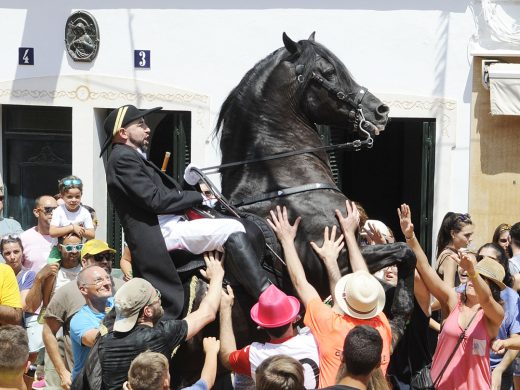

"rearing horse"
[216,33,416,346]
[172,33,416,389]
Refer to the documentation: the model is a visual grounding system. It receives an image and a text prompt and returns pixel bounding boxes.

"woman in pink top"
[398,204,504,389]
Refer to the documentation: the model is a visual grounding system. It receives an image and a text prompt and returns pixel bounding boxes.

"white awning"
[489,63,520,115]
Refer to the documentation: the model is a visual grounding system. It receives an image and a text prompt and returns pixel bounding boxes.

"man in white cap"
[97,251,224,390]
[219,284,319,389]
[268,203,392,388]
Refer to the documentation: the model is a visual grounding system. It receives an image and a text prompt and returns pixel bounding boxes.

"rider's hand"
[267,206,301,244]
[202,194,217,208]
[201,251,225,282]
[335,200,359,237]
[184,163,200,186]
[310,226,344,265]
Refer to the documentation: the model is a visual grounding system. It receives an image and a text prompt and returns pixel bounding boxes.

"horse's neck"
[221,118,335,199]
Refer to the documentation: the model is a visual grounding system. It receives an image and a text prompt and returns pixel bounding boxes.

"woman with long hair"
[435,212,474,288]
[399,205,504,389]
[493,224,513,259]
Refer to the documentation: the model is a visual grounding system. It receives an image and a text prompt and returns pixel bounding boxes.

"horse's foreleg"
[361,242,417,349]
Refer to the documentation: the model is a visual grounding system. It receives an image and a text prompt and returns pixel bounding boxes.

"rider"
[100,104,270,320]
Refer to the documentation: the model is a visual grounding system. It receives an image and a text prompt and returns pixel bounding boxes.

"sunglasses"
[40,206,57,215]
[60,243,84,252]
[0,234,20,245]
[62,179,82,187]
[93,252,115,263]
[456,213,471,223]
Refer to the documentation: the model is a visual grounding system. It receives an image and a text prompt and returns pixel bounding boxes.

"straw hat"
[334,270,386,320]
[476,256,506,290]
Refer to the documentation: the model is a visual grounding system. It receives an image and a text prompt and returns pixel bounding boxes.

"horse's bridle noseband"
[296,65,374,150]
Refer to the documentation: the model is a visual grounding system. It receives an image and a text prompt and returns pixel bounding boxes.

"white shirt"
[249,327,320,389]
[50,204,94,229]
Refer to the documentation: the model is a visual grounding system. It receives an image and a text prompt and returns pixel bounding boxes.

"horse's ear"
[308,31,316,41]
[283,32,299,54]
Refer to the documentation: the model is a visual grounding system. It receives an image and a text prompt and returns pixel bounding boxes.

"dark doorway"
[2,105,72,229]
[335,118,436,258]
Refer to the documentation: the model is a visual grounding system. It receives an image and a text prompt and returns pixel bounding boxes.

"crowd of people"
[1,105,520,390]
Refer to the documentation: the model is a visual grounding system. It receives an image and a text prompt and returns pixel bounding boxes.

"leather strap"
[231,182,341,207]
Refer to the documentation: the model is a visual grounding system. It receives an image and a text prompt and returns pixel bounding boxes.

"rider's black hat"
[100,105,162,157]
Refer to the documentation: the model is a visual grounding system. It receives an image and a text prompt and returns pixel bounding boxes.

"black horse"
[172,33,416,388]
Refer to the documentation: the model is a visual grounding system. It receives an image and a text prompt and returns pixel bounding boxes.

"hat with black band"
[99,105,162,157]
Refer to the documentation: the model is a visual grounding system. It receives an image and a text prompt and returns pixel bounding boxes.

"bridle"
[295,62,374,150]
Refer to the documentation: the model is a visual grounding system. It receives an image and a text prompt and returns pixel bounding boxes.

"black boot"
[224,232,271,299]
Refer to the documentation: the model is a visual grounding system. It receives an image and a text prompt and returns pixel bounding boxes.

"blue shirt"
[456,284,520,368]
[182,379,207,390]
[70,297,113,379]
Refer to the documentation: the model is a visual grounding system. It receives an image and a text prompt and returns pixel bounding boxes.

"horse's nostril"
[377,104,389,115]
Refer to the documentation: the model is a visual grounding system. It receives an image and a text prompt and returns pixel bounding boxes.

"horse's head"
[282,32,389,140]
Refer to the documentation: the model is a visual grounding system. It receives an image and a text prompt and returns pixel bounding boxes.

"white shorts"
[158,216,245,254]
[24,314,44,352]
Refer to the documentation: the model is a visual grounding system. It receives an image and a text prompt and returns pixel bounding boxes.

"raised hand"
[397,204,414,239]
[364,222,386,245]
[267,206,301,243]
[203,336,221,355]
[201,250,225,281]
[458,251,477,274]
[335,200,360,237]
[310,225,344,265]
[220,285,234,310]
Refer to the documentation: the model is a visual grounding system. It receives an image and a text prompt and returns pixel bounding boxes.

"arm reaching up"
[267,206,320,306]
[335,200,367,273]
[397,203,457,316]
[310,225,344,297]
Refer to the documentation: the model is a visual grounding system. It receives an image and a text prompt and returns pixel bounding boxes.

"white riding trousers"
[158,215,245,254]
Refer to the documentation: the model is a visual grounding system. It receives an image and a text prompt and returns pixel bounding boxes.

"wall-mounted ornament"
[64,11,99,62]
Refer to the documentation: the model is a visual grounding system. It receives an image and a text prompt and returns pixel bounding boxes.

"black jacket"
[106,143,203,318]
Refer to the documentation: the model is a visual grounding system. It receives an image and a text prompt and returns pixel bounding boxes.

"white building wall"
[0,1,481,241]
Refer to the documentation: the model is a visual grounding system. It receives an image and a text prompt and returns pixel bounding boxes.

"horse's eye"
[322,69,335,79]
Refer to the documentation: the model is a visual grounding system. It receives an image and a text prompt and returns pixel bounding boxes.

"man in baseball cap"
[219,284,320,389]
[101,105,270,321]
[97,251,225,390]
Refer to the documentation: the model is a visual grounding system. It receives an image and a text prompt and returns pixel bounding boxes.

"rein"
[201,128,372,175]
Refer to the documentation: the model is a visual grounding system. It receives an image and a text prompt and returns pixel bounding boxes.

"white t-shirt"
[55,265,82,291]
[249,327,320,389]
[50,204,94,229]
[20,227,57,272]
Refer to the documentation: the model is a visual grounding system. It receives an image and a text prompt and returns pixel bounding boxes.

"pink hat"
[250,285,300,328]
